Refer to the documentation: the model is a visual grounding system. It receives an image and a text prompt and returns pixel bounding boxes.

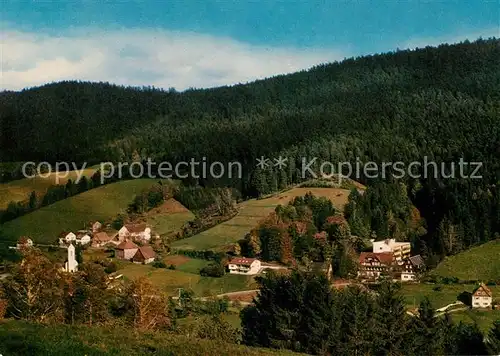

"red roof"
[124,224,147,233]
[229,257,257,266]
[116,240,139,250]
[359,252,394,265]
[133,246,156,261]
[473,283,492,297]
[93,232,111,242]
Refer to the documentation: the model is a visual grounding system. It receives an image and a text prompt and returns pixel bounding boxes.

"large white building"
[372,238,411,262]
[228,257,261,275]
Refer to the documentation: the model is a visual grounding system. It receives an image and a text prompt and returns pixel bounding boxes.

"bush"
[168,264,176,270]
[152,260,167,268]
[104,261,118,274]
[433,285,443,292]
[200,263,225,277]
[442,276,459,285]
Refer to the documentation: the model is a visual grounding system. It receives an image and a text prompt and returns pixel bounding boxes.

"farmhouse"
[92,232,112,247]
[228,257,261,275]
[115,240,139,260]
[60,232,77,244]
[118,224,151,242]
[358,252,394,280]
[132,246,156,264]
[472,283,493,309]
[397,255,425,282]
[90,221,102,233]
[76,232,91,245]
[372,238,411,262]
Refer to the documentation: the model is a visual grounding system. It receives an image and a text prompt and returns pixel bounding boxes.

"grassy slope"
[432,239,500,281]
[0,168,97,209]
[0,179,160,244]
[450,309,500,333]
[172,187,353,251]
[119,260,256,297]
[401,284,500,309]
[0,320,300,356]
[144,198,195,237]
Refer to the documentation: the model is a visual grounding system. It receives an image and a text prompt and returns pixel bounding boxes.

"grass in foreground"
[0,179,160,244]
[172,187,352,251]
[0,320,300,356]
[0,168,97,210]
[432,239,500,281]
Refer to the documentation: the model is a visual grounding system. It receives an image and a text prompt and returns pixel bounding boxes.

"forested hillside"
[1,39,499,262]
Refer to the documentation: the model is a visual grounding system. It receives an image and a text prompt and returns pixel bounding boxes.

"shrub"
[168,264,176,270]
[433,285,443,292]
[152,261,167,268]
[104,261,118,274]
[200,263,225,277]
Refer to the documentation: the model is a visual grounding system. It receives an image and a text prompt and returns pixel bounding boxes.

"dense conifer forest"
[1,38,499,263]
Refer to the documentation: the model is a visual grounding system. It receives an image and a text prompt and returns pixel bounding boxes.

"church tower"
[65,243,78,272]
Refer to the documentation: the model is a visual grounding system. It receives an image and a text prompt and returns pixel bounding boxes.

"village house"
[118,223,151,243]
[397,255,425,282]
[16,236,33,249]
[92,232,113,247]
[115,240,139,260]
[59,232,77,245]
[228,257,261,275]
[132,246,156,264]
[76,232,91,245]
[472,283,493,308]
[90,221,102,233]
[372,238,411,263]
[358,252,394,281]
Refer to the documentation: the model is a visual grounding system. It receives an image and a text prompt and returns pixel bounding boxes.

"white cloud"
[0,27,346,91]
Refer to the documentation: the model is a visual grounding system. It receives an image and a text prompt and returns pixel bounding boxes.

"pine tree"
[412,297,446,355]
[486,320,500,355]
[372,281,410,356]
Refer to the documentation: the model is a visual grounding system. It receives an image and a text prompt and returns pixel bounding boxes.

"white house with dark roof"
[472,283,493,308]
[228,257,261,275]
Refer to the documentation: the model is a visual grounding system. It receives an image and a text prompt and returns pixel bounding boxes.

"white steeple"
[65,243,78,272]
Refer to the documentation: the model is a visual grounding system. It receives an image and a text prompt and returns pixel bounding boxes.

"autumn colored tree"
[1,247,64,322]
[125,277,171,331]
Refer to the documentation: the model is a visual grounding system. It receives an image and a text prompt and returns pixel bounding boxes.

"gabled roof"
[93,232,112,242]
[116,240,139,250]
[229,257,257,266]
[59,231,75,238]
[359,252,394,265]
[123,224,147,233]
[408,255,425,267]
[133,246,156,260]
[472,283,492,297]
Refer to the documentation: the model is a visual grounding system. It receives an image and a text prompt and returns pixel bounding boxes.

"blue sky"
[2,1,499,90]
